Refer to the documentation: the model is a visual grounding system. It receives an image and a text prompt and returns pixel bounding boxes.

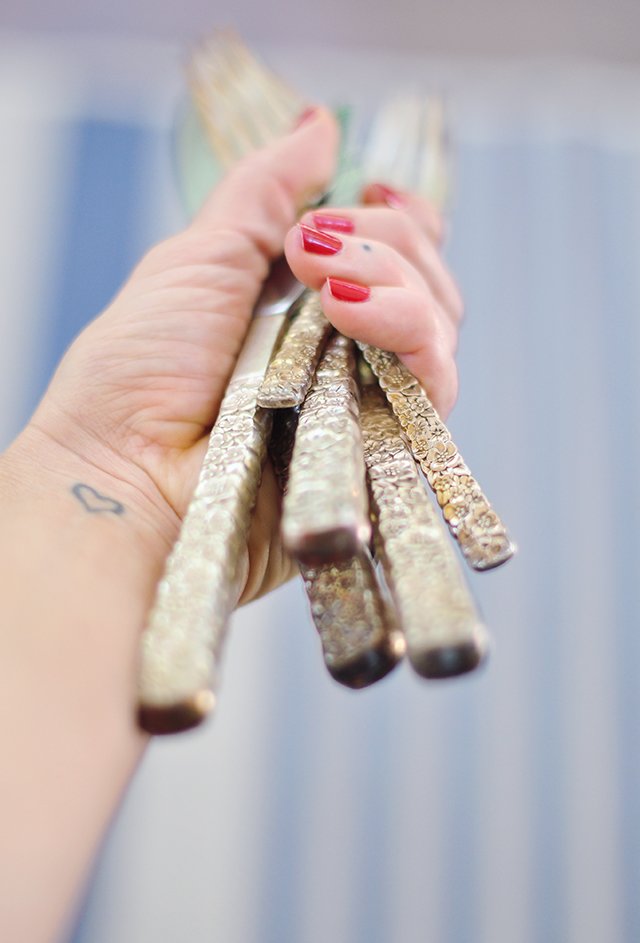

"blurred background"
[2,3,640,943]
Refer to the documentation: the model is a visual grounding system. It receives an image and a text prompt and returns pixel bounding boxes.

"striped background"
[2,32,640,943]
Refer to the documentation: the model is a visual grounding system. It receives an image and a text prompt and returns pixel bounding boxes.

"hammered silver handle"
[257,291,332,408]
[137,317,285,734]
[299,551,405,688]
[358,343,513,572]
[281,333,371,564]
[269,406,404,688]
[360,368,487,677]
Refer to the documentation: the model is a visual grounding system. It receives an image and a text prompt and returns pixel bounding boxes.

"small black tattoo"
[72,483,125,515]
[362,243,372,251]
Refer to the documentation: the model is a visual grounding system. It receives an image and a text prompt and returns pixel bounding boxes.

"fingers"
[284,187,462,417]
[320,282,458,418]
[301,206,463,325]
[284,223,458,416]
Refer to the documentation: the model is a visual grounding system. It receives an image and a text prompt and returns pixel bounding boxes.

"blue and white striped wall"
[2,32,640,943]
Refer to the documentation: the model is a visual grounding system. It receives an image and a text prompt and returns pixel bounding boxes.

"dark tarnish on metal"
[357,343,514,572]
[359,361,488,677]
[270,404,405,688]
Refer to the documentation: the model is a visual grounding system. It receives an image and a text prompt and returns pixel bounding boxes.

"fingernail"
[367,183,408,210]
[299,223,343,255]
[312,213,355,234]
[291,106,318,131]
[327,278,371,302]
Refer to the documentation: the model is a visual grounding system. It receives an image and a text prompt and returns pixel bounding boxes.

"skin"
[0,107,463,943]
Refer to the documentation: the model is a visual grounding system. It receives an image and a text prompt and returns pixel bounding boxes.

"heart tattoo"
[72,483,125,515]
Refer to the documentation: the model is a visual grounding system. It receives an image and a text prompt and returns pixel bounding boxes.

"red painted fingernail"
[291,106,318,131]
[327,278,371,302]
[366,183,408,210]
[312,213,355,234]
[299,223,343,255]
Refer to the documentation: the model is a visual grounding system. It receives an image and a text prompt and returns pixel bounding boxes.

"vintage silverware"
[359,360,488,675]
[137,259,302,734]
[270,405,405,688]
[281,332,371,564]
[358,344,513,571]
[257,291,332,409]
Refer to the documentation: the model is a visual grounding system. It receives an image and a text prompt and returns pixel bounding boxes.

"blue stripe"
[452,139,572,943]
[25,119,152,422]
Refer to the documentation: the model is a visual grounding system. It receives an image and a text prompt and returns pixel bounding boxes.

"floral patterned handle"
[358,344,514,571]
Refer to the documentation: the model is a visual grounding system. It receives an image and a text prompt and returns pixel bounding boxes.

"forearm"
[0,425,172,943]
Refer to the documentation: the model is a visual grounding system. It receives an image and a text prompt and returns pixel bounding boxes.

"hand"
[286,186,462,419]
[17,107,462,605]
[0,105,465,943]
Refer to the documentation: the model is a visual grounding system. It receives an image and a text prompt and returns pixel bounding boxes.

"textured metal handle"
[299,552,405,688]
[257,291,332,408]
[281,333,371,564]
[137,317,286,734]
[358,343,514,572]
[360,369,487,677]
[269,407,404,688]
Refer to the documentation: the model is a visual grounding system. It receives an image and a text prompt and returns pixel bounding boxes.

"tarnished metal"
[270,405,404,689]
[359,364,487,677]
[257,291,332,408]
[282,333,371,564]
[299,552,405,687]
[137,267,295,734]
[358,343,513,571]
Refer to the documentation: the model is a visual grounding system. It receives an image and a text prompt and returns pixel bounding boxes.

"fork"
[136,34,510,732]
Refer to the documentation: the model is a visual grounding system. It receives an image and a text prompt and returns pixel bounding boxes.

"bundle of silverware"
[137,33,514,734]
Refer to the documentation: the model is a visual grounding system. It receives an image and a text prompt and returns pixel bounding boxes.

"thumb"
[190,106,340,259]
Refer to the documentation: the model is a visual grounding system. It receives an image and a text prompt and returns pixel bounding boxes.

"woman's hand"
[286,187,462,419]
[0,104,465,943]
[18,106,462,605]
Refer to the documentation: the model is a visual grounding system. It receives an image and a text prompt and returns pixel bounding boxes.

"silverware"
[358,344,513,571]
[137,259,302,734]
[257,291,332,409]
[270,404,405,688]
[359,360,487,675]
[281,332,371,564]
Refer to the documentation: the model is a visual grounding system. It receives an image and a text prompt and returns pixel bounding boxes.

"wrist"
[0,420,180,565]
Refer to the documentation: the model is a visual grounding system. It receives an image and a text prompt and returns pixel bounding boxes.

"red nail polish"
[327,278,371,303]
[291,106,318,131]
[312,213,355,234]
[366,183,408,210]
[299,223,343,255]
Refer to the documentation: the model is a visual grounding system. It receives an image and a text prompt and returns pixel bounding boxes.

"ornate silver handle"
[281,333,371,564]
[257,291,332,408]
[269,406,404,689]
[360,368,487,677]
[137,315,286,734]
[358,343,514,572]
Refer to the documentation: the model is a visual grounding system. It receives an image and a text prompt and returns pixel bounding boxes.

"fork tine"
[188,31,307,169]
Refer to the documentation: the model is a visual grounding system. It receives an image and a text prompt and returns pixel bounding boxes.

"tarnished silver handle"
[358,343,514,572]
[137,317,285,734]
[281,333,371,564]
[269,407,404,689]
[360,370,487,677]
[257,291,332,408]
[299,551,405,688]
